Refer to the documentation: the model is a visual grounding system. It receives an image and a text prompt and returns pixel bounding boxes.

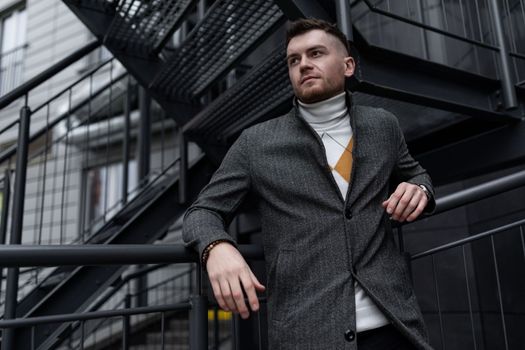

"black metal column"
[488,0,518,110]
[0,169,10,247]
[2,105,31,350]
[0,170,10,301]
[137,86,151,183]
[122,76,132,205]
[189,295,208,350]
[122,294,131,350]
[179,128,188,204]
[137,86,151,308]
[335,0,353,42]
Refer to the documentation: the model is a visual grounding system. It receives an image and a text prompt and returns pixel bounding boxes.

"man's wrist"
[202,239,231,266]
[417,184,431,200]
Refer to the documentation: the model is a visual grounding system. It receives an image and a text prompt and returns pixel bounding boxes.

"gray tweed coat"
[183,94,435,349]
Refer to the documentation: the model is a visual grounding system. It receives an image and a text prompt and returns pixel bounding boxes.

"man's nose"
[299,56,312,71]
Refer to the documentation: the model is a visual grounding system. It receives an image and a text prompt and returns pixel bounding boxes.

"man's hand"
[381,182,428,222]
[206,242,266,319]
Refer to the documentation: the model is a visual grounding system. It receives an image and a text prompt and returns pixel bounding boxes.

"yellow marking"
[208,309,232,321]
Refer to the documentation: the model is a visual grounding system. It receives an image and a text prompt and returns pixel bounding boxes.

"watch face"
[419,185,430,198]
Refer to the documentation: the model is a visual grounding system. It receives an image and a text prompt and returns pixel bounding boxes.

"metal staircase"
[62,0,525,181]
[0,38,215,349]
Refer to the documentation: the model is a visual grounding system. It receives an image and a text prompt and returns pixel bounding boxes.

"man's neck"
[298,91,348,127]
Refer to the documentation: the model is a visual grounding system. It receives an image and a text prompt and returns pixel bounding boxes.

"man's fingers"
[250,270,266,292]
[406,196,427,222]
[398,190,421,222]
[230,278,249,319]
[240,271,259,313]
[385,187,406,216]
[219,279,237,313]
[210,279,228,311]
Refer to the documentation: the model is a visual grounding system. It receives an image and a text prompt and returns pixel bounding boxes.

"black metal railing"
[351,0,524,109]
[60,264,195,349]
[0,210,521,350]
[0,169,522,349]
[0,244,264,350]
[0,44,28,97]
[410,217,525,350]
[0,38,190,349]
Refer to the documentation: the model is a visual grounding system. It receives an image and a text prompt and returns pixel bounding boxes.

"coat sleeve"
[182,131,252,259]
[391,117,436,214]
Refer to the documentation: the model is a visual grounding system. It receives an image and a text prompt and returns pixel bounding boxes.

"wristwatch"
[418,184,431,200]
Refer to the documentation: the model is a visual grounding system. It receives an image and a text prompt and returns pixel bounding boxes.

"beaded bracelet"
[201,239,231,267]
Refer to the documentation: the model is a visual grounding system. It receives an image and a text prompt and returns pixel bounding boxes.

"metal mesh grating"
[105,0,193,55]
[183,47,293,141]
[151,0,283,101]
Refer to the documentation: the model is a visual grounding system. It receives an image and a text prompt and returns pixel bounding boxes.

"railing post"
[137,86,151,185]
[0,169,10,246]
[179,128,188,204]
[488,0,518,110]
[2,103,31,350]
[122,294,131,350]
[0,170,10,299]
[122,76,131,205]
[189,295,208,350]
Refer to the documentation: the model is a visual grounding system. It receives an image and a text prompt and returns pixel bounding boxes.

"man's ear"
[343,56,355,77]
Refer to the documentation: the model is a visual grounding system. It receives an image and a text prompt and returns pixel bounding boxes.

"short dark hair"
[286,18,350,54]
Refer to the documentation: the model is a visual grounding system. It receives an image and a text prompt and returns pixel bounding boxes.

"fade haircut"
[286,18,350,55]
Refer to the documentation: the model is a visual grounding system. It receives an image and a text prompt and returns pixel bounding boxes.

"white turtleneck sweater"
[298,92,390,333]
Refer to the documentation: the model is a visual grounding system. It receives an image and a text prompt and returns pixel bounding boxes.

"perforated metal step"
[105,0,194,56]
[183,47,293,142]
[151,0,284,101]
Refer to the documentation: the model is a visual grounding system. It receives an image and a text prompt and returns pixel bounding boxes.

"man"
[183,18,435,349]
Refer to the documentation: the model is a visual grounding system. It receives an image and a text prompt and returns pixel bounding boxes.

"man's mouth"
[300,76,317,84]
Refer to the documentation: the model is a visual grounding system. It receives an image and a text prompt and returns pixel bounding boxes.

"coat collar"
[290,91,358,204]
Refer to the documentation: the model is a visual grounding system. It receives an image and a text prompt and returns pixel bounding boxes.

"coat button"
[344,329,355,342]
[345,207,352,219]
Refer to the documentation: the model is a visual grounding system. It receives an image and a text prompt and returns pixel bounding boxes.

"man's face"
[286,29,355,104]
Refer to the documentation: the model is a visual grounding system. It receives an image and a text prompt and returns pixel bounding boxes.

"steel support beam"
[353,29,521,121]
[179,128,188,204]
[488,0,518,110]
[122,76,131,205]
[335,0,353,41]
[417,120,525,185]
[2,105,31,350]
[138,86,151,183]
[273,0,332,21]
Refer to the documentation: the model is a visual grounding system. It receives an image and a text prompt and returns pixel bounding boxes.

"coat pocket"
[271,248,298,324]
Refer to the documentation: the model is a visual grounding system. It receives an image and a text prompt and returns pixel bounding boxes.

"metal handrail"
[0,40,100,109]
[0,244,265,267]
[434,169,525,215]
[411,216,525,259]
[0,302,190,329]
[31,57,114,114]
[353,0,525,59]
[354,0,500,51]
[0,71,127,165]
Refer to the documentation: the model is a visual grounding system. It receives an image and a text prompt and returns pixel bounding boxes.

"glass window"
[83,160,138,236]
[0,7,27,95]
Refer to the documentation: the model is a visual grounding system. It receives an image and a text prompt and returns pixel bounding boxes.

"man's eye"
[288,58,298,66]
[312,50,323,57]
